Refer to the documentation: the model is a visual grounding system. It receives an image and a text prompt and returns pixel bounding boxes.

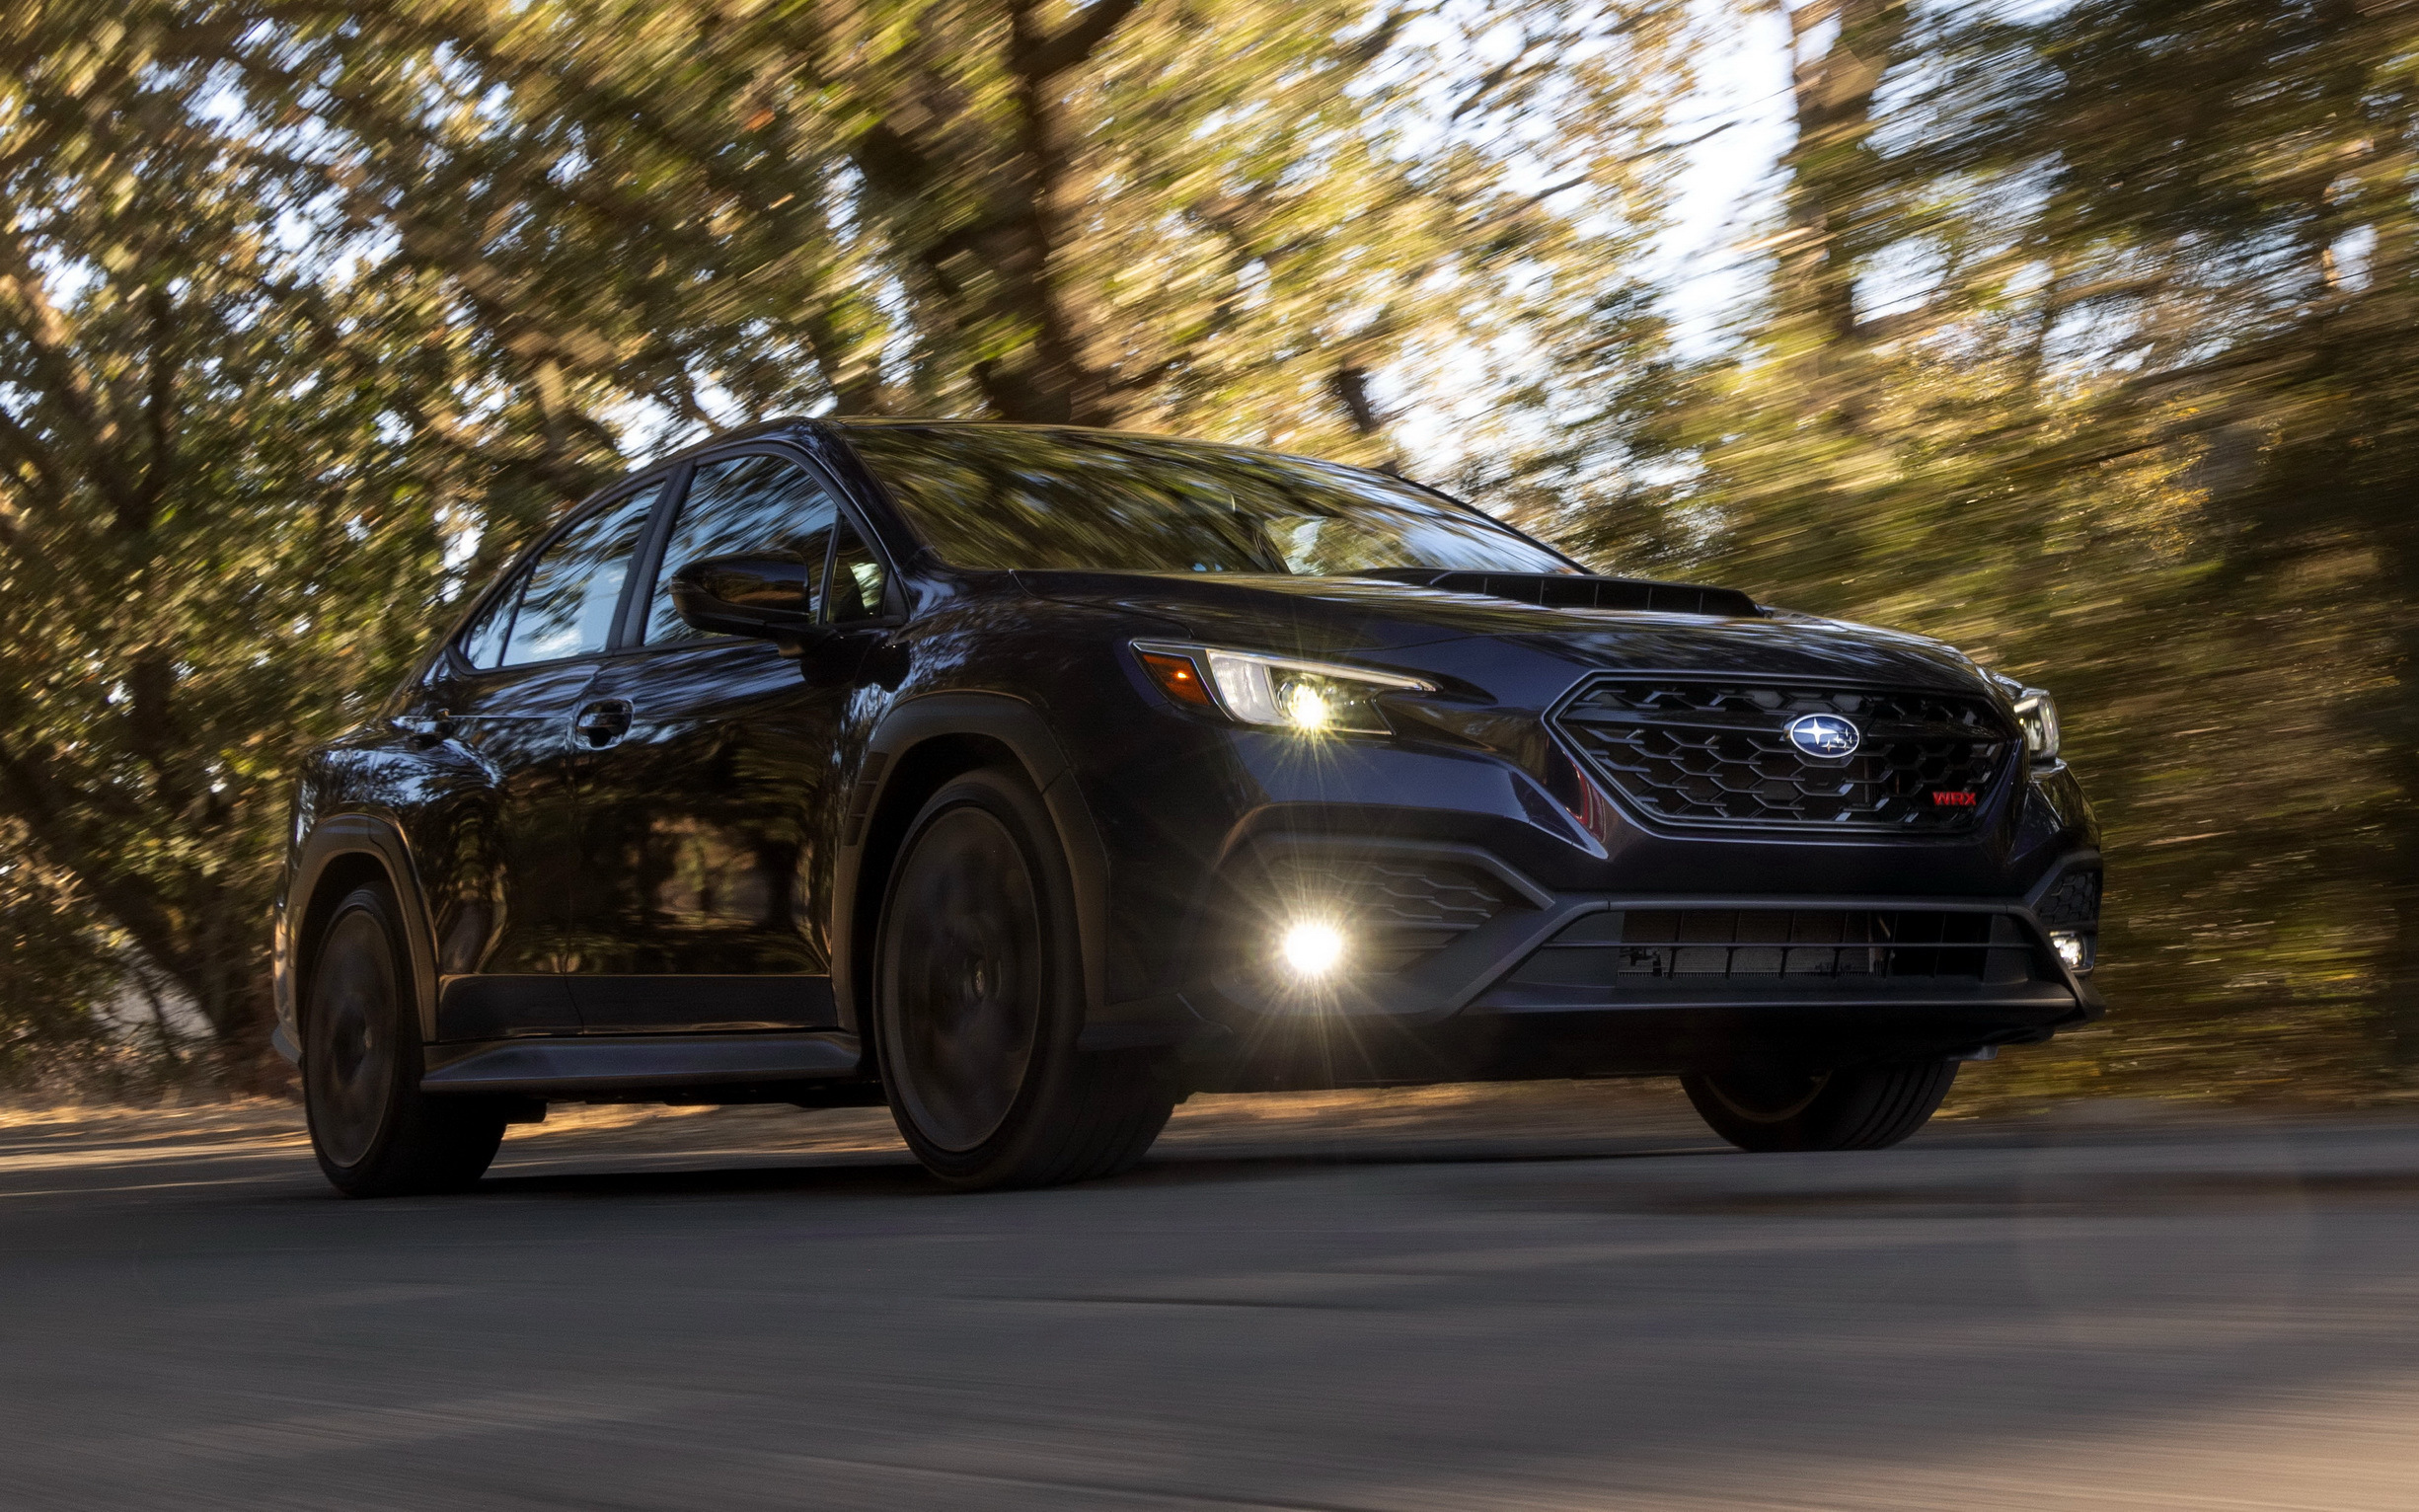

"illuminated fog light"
[1278,920,1346,978]
[2050,930,2091,972]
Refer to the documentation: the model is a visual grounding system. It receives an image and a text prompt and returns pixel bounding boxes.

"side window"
[500,488,659,667]
[826,520,888,624]
[645,454,841,644]
[457,572,522,669]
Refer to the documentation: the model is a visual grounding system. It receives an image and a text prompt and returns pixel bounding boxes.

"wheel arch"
[833,693,1112,1042]
[283,815,442,1052]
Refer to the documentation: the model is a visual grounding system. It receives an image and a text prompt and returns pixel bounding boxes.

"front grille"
[1255,853,1514,971]
[1554,679,2014,833]
[1509,908,2042,989]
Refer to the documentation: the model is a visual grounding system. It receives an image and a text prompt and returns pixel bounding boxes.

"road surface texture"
[4,1083,2418,1511]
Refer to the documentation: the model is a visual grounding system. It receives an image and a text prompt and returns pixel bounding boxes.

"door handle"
[573,698,635,748]
[391,709,454,743]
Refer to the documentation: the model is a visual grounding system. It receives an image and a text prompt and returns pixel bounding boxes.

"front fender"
[276,812,442,1055]
[834,691,1136,1044]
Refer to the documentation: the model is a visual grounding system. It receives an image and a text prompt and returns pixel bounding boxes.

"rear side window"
[457,575,520,669]
[826,520,887,623]
[496,488,659,666]
[644,454,842,643]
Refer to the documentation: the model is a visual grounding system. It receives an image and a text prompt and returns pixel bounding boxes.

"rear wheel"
[304,881,506,1196]
[1681,1058,1959,1153]
[874,769,1173,1190]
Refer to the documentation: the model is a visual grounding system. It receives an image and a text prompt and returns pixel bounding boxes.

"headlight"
[2014,688,2061,763]
[1130,642,1435,735]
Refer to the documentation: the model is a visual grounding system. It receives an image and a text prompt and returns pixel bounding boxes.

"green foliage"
[1627,0,2419,1099]
[7,0,2413,1100]
[0,8,491,1082]
[0,0,1689,1080]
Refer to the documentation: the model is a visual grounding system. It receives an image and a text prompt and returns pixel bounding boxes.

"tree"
[216,0,1691,455]
[1635,0,2419,1094]
[0,4,592,1079]
[0,0,1694,1078]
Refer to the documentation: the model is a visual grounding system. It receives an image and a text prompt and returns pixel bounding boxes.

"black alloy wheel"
[303,881,507,1196]
[1681,1058,1960,1153]
[874,768,1174,1189]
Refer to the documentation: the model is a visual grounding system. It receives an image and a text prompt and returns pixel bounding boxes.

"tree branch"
[1346,6,1415,67]
[1015,0,1145,80]
[1449,39,1551,125]
[0,738,196,997]
[0,226,140,520]
[0,403,68,515]
[129,284,177,533]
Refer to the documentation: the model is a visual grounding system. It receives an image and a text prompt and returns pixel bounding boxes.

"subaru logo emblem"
[1785,714,1860,759]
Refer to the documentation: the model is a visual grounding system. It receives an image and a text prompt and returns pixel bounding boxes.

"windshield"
[841,425,1576,576]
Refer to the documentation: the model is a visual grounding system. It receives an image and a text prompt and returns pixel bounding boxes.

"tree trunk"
[844,1,1140,425]
[1776,0,1908,367]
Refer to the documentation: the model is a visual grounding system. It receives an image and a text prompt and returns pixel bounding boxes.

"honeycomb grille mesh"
[2036,869,2103,930]
[1257,855,1513,971]
[1554,680,2013,832]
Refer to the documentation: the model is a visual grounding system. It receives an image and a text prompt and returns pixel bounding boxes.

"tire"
[1681,1057,1959,1153]
[303,881,506,1197]
[873,768,1174,1190]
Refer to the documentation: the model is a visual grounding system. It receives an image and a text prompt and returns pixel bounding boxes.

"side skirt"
[421,1030,865,1096]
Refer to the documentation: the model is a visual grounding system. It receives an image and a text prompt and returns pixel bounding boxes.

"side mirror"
[668,553,821,639]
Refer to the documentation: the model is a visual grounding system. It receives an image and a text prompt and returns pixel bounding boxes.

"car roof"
[820,416,1355,472]
[646,415,1401,483]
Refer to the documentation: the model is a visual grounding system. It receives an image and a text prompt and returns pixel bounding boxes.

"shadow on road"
[474,1137,1741,1203]
[477,1158,936,1200]
[1591,1167,2419,1217]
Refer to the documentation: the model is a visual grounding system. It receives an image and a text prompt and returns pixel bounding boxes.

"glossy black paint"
[273,418,2103,1102]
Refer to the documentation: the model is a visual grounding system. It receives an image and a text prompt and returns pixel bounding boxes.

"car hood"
[1015,568,1998,702]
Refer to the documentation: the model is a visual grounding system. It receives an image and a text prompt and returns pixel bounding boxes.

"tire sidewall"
[1683,1068,1832,1152]
[874,768,1089,1185]
[1685,1058,1959,1153]
[303,882,423,1191]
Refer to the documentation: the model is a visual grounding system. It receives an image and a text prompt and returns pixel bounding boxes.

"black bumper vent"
[2035,869,2102,930]
[1554,680,2014,832]
[1511,908,2043,989]
[1256,853,1515,971]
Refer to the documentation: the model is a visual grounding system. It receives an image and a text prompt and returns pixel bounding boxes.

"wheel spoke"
[884,804,1044,1153]
[307,910,398,1169]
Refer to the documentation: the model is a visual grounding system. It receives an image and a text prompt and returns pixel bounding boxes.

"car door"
[414,480,668,1038]
[564,449,897,1032]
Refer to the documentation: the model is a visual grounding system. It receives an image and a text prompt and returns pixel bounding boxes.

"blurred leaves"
[6,0,2414,1099]
[0,0,1689,1079]
[1641,0,2419,1098]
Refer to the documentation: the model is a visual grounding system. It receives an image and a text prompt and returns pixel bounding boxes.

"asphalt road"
[4,1087,2418,1511]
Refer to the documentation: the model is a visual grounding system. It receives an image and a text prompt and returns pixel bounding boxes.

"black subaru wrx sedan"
[273,418,2103,1195]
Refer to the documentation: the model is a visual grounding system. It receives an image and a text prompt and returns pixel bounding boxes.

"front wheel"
[874,769,1173,1190]
[1681,1058,1959,1153]
[303,881,507,1196]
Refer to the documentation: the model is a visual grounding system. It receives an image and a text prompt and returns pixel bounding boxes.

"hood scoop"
[1360,569,1763,619]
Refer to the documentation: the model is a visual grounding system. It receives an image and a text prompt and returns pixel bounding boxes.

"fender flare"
[832,692,1113,1039]
[281,813,443,1049]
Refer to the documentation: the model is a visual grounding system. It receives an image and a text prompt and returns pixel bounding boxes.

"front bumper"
[1168,838,2103,1091]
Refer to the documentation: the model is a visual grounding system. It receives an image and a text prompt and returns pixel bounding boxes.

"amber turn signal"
[1137,649,1215,708]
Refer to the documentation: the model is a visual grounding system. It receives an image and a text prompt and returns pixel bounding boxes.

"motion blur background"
[0,0,2411,1104]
